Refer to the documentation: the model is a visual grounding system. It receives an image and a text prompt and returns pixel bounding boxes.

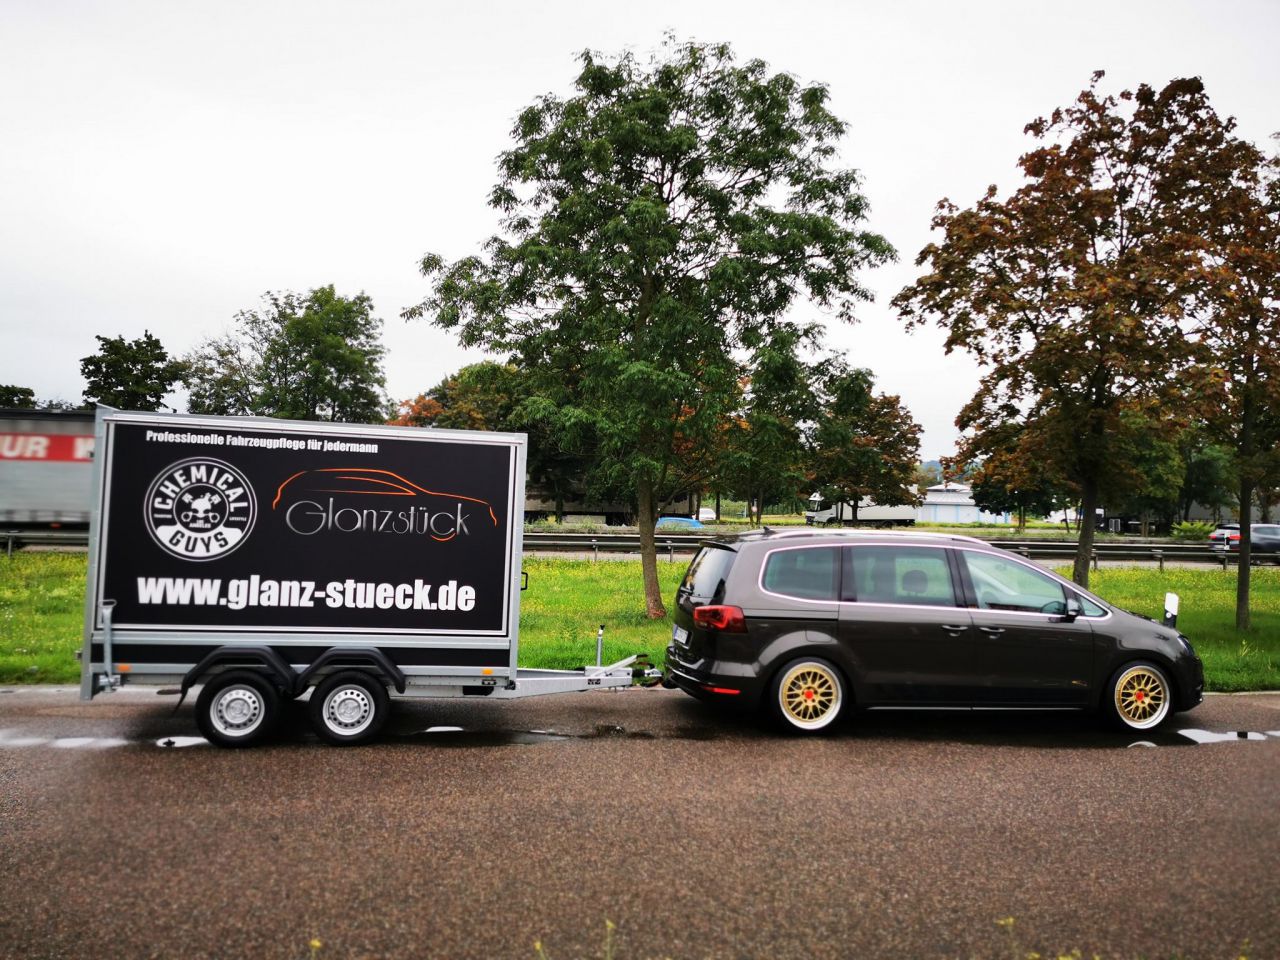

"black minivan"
[664,530,1203,734]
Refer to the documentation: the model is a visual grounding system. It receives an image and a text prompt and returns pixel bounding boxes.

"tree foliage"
[807,366,922,521]
[186,286,387,424]
[392,362,598,521]
[407,37,894,616]
[80,330,185,411]
[1186,131,1280,627]
[718,330,817,523]
[894,74,1247,587]
[964,421,1069,529]
[0,385,36,408]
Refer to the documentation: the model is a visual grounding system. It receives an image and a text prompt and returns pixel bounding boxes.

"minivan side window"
[843,546,957,607]
[761,547,840,601]
[960,550,1066,614]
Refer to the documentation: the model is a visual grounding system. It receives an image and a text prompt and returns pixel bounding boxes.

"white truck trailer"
[0,409,95,526]
[80,408,636,746]
[803,492,917,528]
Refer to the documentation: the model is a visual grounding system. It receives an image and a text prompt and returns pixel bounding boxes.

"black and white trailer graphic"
[81,409,635,746]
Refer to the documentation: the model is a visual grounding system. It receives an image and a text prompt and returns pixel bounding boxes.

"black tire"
[195,670,281,748]
[308,670,390,746]
[1101,661,1174,732]
[768,657,846,734]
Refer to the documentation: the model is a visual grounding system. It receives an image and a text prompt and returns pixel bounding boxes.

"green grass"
[1054,565,1280,692]
[2,554,1277,690]
[516,557,685,669]
[0,553,87,684]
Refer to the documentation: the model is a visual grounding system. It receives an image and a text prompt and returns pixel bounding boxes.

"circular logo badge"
[144,458,257,561]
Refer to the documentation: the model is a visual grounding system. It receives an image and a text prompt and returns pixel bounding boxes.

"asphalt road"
[1,687,1278,960]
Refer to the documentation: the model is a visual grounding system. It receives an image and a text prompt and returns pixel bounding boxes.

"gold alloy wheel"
[1114,665,1169,729]
[779,662,841,730]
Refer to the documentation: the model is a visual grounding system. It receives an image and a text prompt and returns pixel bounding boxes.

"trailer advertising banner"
[90,417,522,638]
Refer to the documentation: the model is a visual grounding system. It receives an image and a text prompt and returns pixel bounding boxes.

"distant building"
[917,482,1012,525]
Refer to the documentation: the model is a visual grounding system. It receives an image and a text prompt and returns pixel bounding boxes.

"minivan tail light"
[692,604,746,632]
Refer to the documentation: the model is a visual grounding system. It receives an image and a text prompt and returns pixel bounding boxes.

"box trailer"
[81,408,636,746]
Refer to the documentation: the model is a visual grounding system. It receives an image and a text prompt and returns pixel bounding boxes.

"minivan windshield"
[679,546,736,603]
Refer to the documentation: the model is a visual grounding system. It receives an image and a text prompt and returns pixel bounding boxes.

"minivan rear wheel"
[769,658,845,734]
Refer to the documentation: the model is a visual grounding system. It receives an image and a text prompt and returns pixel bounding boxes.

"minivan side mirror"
[1063,597,1083,622]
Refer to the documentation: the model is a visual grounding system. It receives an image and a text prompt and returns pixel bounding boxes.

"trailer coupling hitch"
[629,653,664,687]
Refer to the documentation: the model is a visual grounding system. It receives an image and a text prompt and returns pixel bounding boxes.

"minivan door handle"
[941,624,968,634]
[979,626,1006,635]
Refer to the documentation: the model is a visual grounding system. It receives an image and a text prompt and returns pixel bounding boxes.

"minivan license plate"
[672,625,689,646]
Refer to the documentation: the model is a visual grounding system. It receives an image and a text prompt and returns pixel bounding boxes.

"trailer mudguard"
[179,645,297,702]
[294,647,407,695]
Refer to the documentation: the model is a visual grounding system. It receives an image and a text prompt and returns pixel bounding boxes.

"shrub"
[1172,520,1215,541]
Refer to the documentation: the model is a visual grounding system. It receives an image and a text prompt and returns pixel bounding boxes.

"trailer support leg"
[99,600,119,694]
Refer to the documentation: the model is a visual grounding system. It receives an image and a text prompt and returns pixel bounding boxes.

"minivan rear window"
[679,546,736,603]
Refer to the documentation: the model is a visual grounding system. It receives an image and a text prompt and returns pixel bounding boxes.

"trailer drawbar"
[81,408,638,746]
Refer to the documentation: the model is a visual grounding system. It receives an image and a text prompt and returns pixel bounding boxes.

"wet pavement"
[1,686,1278,959]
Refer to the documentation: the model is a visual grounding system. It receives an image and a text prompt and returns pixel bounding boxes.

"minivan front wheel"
[1104,661,1172,731]
[770,658,845,733]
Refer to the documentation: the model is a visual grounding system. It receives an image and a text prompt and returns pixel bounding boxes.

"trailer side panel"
[83,411,526,693]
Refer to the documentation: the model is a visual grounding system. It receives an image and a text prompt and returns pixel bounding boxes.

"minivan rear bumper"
[665,643,766,708]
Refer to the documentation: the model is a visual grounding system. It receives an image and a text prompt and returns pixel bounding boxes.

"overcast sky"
[2,0,1277,457]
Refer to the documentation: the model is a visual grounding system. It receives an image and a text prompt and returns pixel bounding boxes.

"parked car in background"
[664,529,1203,735]
[656,516,705,531]
[697,507,717,522]
[1211,523,1280,561]
[1207,522,1240,548]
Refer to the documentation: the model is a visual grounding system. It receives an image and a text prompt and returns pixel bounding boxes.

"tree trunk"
[1072,479,1099,588]
[555,492,565,524]
[1237,477,1252,631]
[715,491,721,521]
[636,476,666,619]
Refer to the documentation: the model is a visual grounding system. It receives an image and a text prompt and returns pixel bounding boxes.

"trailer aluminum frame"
[79,409,635,719]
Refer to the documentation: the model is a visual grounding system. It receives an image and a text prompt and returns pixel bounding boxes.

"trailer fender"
[176,646,297,712]
[294,648,407,697]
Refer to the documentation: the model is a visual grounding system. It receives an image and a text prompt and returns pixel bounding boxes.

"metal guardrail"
[4,529,91,556]
[4,528,1269,569]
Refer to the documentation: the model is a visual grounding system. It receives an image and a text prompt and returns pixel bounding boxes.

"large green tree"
[186,286,387,423]
[807,366,922,523]
[718,330,816,525]
[80,330,185,411]
[894,74,1245,587]
[407,38,894,616]
[1188,132,1280,628]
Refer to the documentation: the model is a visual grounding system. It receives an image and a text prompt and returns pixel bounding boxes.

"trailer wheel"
[309,671,389,746]
[195,671,280,748]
